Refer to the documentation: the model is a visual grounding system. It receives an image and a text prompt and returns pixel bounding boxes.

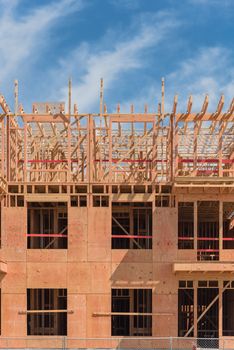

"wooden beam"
[93,312,173,317]
[19,309,74,314]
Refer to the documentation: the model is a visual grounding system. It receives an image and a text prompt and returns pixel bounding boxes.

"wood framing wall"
[0,84,233,348]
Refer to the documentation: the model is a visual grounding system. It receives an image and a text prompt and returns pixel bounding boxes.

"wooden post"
[170,113,174,182]
[193,119,198,177]
[109,117,112,183]
[194,280,198,337]
[218,280,223,338]
[1,120,5,177]
[6,116,10,181]
[14,80,18,116]
[100,78,103,117]
[68,78,72,117]
[67,78,72,182]
[24,121,27,182]
[161,77,165,116]
[219,201,223,252]
[194,201,198,252]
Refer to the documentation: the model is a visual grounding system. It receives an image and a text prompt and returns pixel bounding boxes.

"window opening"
[223,281,234,336]
[27,289,67,336]
[223,203,234,249]
[178,202,194,249]
[27,202,67,249]
[111,289,152,336]
[178,281,194,337]
[112,202,152,249]
[197,201,219,261]
[197,285,219,340]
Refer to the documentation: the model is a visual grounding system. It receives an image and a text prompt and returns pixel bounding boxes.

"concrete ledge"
[173,261,234,273]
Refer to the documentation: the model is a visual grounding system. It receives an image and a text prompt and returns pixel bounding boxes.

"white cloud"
[54,11,180,112]
[189,0,233,5]
[120,47,234,113]
[2,2,231,115]
[0,0,83,84]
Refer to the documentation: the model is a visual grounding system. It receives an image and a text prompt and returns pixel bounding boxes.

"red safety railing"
[112,235,152,239]
[27,234,68,237]
[18,159,79,163]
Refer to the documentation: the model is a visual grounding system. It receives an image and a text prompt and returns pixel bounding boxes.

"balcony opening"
[112,202,152,249]
[197,201,219,261]
[178,202,194,249]
[111,289,152,336]
[223,281,234,336]
[197,281,218,340]
[223,203,234,249]
[27,289,67,336]
[27,202,67,249]
[178,281,194,337]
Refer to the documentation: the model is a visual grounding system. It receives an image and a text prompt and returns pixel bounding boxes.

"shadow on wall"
[109,204,179,348]
[110,248,154,349]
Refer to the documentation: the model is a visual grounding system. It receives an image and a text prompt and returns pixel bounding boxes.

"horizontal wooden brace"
[19,309,74,315]
[92,312,173,317]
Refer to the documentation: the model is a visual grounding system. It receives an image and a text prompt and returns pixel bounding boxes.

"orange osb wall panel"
[153,263,178,337]
[27,262,67,288]
[220,250,234,261]
[1,207,27,261]
[68,207,88,262]
[26,249,68,263]
[68,262,111,294]
[86,294,111,338]
[177,249,197,261]
[1,261,26,293]
[68,294,87,337]
[111,261,153,287]
[153,208,177,262]
[153,294,177,337]
[88,207,111,262]
[67,206,111,338]
[152,208,178,337]
[0,207,27,337]
[1,293,26,336]
[68,263,90,294]
[111,249,153,263]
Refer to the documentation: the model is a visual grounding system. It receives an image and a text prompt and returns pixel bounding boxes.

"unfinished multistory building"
[0,79,233,348]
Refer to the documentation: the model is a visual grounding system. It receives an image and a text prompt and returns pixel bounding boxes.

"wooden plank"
[19,309,73,314]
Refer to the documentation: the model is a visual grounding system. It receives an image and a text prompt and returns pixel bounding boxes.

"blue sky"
[0,0,233,113]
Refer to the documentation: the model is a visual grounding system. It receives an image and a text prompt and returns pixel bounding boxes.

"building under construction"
[0,79,233,349]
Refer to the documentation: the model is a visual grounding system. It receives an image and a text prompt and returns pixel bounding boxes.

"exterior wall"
[0,192,234,347]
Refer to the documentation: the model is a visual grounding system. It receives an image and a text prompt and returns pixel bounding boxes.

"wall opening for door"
[111,288,152,336]
[197,201,219,261]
